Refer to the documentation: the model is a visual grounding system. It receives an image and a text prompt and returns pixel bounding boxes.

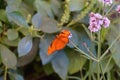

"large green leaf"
[69,0,85,11]
[50,0,61,16]
[32,13,42,29]
[90,56,114,73]
[67,49,87,74]
[35,0,53,18]
[35,0,60,18]
[17,38,39,67]
[107,23,120,68]
[0,44,17,68]
[78,29,96,56]
[8,11,29,27]
[0,9,8,22]
[6,1,33,21]
[39,35,58,65]
[32,15,60,33]
[18,36,33,57]
[40,17,59,33]
[51,50,69,80]
[7,29,18,41]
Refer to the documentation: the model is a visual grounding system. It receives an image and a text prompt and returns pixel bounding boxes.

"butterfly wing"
[47,39,56,55]
[47,30,71,55]
[47,36,69,55]
[55,36,69,50]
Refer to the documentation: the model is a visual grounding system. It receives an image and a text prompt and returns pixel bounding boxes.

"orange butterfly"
[47,30,72,55]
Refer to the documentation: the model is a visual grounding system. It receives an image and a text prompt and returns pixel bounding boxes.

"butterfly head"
[61,30,72,39]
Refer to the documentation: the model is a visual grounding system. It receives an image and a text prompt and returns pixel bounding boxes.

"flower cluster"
[98,0,113,6]
[116,5,120,13]
[88,12,110,32]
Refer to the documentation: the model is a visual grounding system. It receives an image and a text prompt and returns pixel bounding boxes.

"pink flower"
[98,0,113,6]
[94,13,103,19]
[89,12,102,19]
[88,12,110,32]
[89,12,103,32]
[90,13,103,24]
[88,22,101,32]
[102,17,110,28]
[116,5,120,13]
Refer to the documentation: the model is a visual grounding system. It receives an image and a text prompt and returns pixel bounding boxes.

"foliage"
[0,0,120,80]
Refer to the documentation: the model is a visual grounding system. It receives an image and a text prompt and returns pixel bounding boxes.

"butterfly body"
[47,30,72,55]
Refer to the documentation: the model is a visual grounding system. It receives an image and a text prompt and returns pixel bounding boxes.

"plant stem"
[97,63,100,80]
[100,55,112,80]
[82,24,91,40]
[97,31,101,80]
[67,76,81,80]
[97,31,101,59]
[99,34,120,61]
[70,39,98,62]
[4,66,7,80]
[104,4,115,16]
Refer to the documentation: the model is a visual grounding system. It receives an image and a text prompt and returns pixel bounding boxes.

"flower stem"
[104,4,115,16]
[99,34,120,61]
[97,63,100,80]
[97,31,101,80]
[70,39,98,62]
[67,76,81,80]
[4,66,7,80]
[97,31,101,59]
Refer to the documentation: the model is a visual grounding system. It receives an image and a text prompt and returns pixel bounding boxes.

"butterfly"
[47,30,72,55]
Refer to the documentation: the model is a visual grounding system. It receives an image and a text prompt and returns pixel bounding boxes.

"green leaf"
[6,0,22,8]
[39,35,57,65]
[7,29,18,41]
[67,50,87,74]
[9,72,24,80]
[8,11,29,27]
[6,3,33,21]
[18,36,33,57]
[0,44,17,68]
[106,24,120,68]
[35,0,54,18]
[50,0,61,15]
[32,13,42,29]
[69,0,85,11]
[35,0,60,18]
[40,17,59,33]
[17,38,39,67]
[78,29,96,56]
[51,50,69,80]
[0,9,8,22]
[1,37,20,47]
[90,56,114,73]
